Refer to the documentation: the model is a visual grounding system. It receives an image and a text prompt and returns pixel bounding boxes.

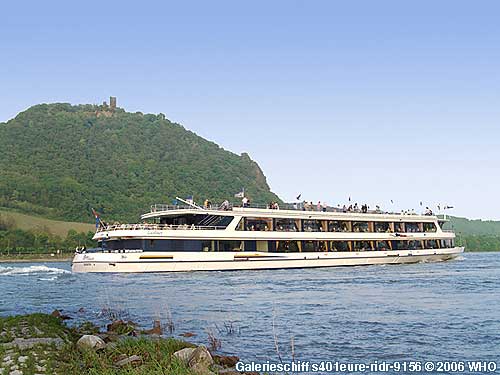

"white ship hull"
[72,247,464,273]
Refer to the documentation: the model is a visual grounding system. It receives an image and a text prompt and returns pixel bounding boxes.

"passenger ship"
[72,199,463,273]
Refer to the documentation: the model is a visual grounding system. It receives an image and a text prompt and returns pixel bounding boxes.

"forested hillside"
[0,103,280,222]
[444,216,500,236]
[444,216,500,251]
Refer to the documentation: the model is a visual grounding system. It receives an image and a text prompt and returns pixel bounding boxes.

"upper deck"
[141,202,441,223]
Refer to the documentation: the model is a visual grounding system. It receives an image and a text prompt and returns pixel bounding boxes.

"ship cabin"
[94,202,455,253]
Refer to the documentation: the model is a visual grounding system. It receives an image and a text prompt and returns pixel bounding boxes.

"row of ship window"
[237,218,437,233]
[101,239,454,252]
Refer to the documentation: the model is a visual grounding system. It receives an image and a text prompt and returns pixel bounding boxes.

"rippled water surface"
[1,253,499,369]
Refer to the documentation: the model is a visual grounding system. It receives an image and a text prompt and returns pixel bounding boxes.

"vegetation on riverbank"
[455,236,500,252]
[0,210,93,238]
[444,216,500,251]
[0,312,250,375]
[0,211,93,256]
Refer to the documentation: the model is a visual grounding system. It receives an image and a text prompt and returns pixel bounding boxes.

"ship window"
[218,240,243,251]
[404,222,421,233]
[209,216,234,228]
[318,241,328,252]
[393,240,408,250]
[374,222,391,233]
[302,240,318,252]
[376,241,390,251]
[394,222,405,232]
[275,218,298,232]
[408,240,423,250]
[423,223,437,232]
[328,221,350,232]
[441,239,454,248]
[256,241,269,252]
[352,221,370,233]
[330,241,349,252]
[425,239,439,249]
[277,241,300,252]
[244,240,257,251]
[353,241,373,251]
[303,220,322,232]
[245,217,273,231]
[202,240,214,252]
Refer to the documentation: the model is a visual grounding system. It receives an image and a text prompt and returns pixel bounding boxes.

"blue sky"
[1,0,499,219]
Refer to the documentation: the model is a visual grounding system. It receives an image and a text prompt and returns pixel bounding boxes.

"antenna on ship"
[175,196,203,210]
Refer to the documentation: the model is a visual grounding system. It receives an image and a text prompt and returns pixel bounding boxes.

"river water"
[1,253,499,372]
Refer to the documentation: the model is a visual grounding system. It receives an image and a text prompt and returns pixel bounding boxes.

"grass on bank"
[64,338,197,375]
[0,313,200,375]
[0,209,93,238]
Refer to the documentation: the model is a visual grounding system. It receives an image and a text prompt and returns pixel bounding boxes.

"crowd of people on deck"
[196,195,441,216]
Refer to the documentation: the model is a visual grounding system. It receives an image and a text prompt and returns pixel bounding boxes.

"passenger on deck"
[220,200,230,210]
[242,196,249,207]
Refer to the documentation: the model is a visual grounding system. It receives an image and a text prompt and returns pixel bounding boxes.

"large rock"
[188,345,214,375]
[173,347,196,364]
[76,335,106,350]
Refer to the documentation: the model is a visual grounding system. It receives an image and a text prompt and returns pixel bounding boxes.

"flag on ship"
[296,194,302,201]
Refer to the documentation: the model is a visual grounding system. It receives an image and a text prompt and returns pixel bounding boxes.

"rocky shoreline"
[0,311,259,375]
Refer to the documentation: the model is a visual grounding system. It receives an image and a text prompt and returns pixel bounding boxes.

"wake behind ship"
[72,199,464,273]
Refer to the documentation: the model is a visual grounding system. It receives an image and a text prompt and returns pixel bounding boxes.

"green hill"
[442,216,500,251]
[0,103,280,222]
[443,216,500,236]
[0,209,93,237]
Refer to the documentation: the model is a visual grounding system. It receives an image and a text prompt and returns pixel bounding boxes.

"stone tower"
[110,96,117,110]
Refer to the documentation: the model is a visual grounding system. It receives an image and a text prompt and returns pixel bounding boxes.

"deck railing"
[148,203,422,216]
[99,223,226,232]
